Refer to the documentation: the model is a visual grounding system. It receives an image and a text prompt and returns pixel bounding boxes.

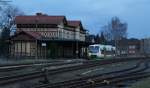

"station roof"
[15,15,66,25]
[15,13,85,28]
[67,20,81,27]
[10,31,43,41]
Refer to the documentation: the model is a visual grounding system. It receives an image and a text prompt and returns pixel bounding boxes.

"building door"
[48,43,58,59]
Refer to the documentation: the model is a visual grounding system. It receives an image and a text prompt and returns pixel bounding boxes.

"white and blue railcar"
[88,44,115,59]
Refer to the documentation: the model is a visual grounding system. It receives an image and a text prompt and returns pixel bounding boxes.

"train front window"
[89,46,99,53]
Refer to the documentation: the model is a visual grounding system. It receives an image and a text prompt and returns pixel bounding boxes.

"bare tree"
[101,25,112,41]
[0,2,24,57]
[111,17,127,40]
[1,4,24,31]
[0,2,24,39]
[102,17,128,55]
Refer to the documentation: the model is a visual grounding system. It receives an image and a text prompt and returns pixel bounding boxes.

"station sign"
[41,43,46,46]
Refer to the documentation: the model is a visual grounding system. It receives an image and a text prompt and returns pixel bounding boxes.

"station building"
[9,13,90,59]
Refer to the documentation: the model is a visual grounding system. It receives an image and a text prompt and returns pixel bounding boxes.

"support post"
[62,45,64,58]
[76,41,79,58]
[16,42,18,59]
[45,46,46,59]
[40,44,41,58]
[71,42,74,58]
[30,42,31,57]
[8,42,11,58]
[21,41,22,57]
[35,40,38,59]
[25,42,26,58]
[13,41,15,57]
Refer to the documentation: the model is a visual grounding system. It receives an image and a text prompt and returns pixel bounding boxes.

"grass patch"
[130,78,150,88]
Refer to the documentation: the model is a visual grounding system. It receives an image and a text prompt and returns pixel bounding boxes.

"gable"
[11,32,37,41]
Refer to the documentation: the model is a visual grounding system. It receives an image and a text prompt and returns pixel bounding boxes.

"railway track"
[83,60,150,88]
[0,62,84,85]
[35,60,150,88]
[110,73,150,88]
[0,58,142,86]
[0,60,83,72]
[0,57,145,72]
[0,61,84,82]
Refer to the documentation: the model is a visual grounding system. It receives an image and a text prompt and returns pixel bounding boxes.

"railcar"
[88,44,115,59]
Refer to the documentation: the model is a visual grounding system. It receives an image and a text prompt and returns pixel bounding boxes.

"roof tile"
[15,15,65,25]
[67,20,81,27]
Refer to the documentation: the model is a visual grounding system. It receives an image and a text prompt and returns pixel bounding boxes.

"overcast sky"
[11,0,150,39]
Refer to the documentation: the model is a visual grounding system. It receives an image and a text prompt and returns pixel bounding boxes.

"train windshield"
[89,46,99,53]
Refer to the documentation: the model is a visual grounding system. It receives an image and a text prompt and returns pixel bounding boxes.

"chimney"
[36,13,43,16]
[36,13,47,16]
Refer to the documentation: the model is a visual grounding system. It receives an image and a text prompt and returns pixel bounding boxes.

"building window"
[129,45,136,49]
[121,51,126,54]
[129,50,135,54]
[17,24,21,28]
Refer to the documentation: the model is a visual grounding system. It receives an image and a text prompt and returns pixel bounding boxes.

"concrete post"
[76,41,79,58]
[35,40,38,59]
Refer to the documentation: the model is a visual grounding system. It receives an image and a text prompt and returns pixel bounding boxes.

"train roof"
[89,44,116,50]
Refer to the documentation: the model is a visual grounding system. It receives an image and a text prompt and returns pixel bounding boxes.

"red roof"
[23,31,43,39]
[67,20,81,27]
[15,13,86,32]
[15,15,65,25]
[12,31,43,40]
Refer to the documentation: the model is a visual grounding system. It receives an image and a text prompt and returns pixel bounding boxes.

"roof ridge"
[16,15,65,17]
